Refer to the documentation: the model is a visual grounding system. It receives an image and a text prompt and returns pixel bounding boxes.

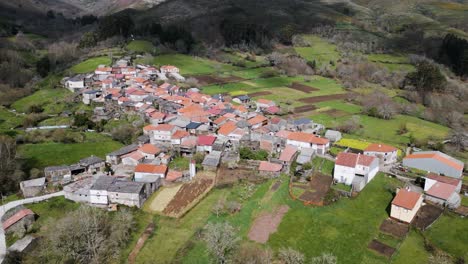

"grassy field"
[25,197,80,232]
[294,35,341,67]
[0,107,23,131]
[11,89,71,114]
[426,213,468,260]
[146,54,239,75]
[366,54,415,72]
[126,40,155,54]
[70,56,111,74]
[392,230,429,264]
[18,133,122,168]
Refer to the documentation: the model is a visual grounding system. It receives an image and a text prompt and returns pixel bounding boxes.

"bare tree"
[310,253,337,264]
[231,244,272,264]
[212,197,226,217]
[203,222,239,264]
[278,247,305,264]
[448,128,468,151]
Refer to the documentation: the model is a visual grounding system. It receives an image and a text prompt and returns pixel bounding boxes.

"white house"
[89,176,115,205]
[423,173,462,208]
[160,65,179,74]
[171,130,190,145]
[150,124,178,142]
[128,90,148,102]
[364,143,398,165]
[391,188,423,223]
[65,76,85,92]
[255,99,275,109]
[121,151,145,166]
[333,152,379,192]
[95,66,112,75]
[286,132,329,154]
[197,135,217,153]
[134,164,167,183]
[138,144,160,160]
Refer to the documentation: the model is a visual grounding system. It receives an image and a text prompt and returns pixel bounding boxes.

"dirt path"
[128,222,155,264]
[248,205,289,243]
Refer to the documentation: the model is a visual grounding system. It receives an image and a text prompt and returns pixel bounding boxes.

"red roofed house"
[286,132,330,154]
[423,173,462,208]
[138,144,161,159]
[166,170,184,182]
[197,135,217,153]
[150,124,178,143]
[135,164,168,183]
[403,151,464,179]
[160,65,179,74]
[258,161,283,177]
[256,99,275,109]
[121,151,145,166]
[2,208,35,236]
[150,112,166,125]
[279,145,298,165]
[364,143,398,165]
[171,130,190,145]
[333,152,379,192]
[390,188,423,223]
[248,115,268,129]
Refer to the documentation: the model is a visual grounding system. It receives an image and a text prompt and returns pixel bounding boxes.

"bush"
[239,147,268,160]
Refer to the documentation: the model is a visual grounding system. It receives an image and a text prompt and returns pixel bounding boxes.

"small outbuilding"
[390,188,423,223]
[324,130,342,142]
[20,177,46,198]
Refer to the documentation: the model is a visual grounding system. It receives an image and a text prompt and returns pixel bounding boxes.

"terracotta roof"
[135,164,167,174]
[260,140,273,152]
[166,170,183,182]
[143,125,158,131]
[404,152,463,171]
[287,132,329,145]
[426,173,461,186]
[279,145,298,162]
[257,99,273,105]
[265,105,280,114]
[276,130,291,139]
[335,152,376,167]
[2,209,35,230]
[172,130,190,139]
[426,182,457,200]
[258,161,283,172]
[150,112,166,119]
[138,144,160,155]
[364,143,397,153]
[153,124,175,131]
[248,115,267,126]
[218,121,237,136]
[197,135,217,146]
[392,189,422,210]
[214,116,228,125]
[122,151,145,161]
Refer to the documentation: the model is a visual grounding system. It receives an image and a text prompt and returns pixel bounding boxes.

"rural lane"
[0,191,64,263]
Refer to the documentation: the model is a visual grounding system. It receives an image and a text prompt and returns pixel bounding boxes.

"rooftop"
[392,189,422,210]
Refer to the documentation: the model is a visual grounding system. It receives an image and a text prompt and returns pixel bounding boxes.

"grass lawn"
[392,230,429,264]
[0,194,21,205]
[38,116,72,126]
[126,40,155,53]
[294,35,341,67]
[314,100,362,114]
[18,133,122,168]
[231,67,274,79]
[426,213,468,259]
[331,183,352,192]
[11,89,71,114]
[147,54,239,75]
[311,157,335,175]
[461,196,468,207]
[70,56,111,74]
[169,156,190,171]
[0,107,23,131]
[136,189,227,264]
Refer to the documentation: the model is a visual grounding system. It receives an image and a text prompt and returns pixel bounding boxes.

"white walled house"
[107,181,146,208]
[423,173,462,208]
[89,176,115,205]
[160,65,179,74]
[121,151,145,166]
[65,76,85,92]
[134,164,167,183]
[197,135,217,153]
[333,152,379,192]
[364,143,398,165]
[391,188,423,223]
[286,132,329,154]
[150,124,178,142]
[138,144,160,160]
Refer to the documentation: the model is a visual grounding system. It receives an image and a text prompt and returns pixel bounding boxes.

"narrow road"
[0,191,64,262]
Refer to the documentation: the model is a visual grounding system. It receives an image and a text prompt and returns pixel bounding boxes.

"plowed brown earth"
[248,205,289,243]
[193,75,244,85]
[163,179,213,216]
[412,204,443,230]
[379,219,409,238]
[368,239,396,258]
[299,93,349,103]
[248,91,272,97]
[289,82,319,93]
[298,173,332,204]
[294,105,316,113]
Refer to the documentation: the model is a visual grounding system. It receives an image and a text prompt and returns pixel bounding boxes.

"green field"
[392,230,429,264]
[11,89,71,114]
[18,133,122,168]
[367,54,415,72]
[426,213,468,260]
[25,197,80,231]
[0,107,24,131]
[70,56,111,74]
[126,40,155,54]
[294,35,341,67]
[146,54,239,75]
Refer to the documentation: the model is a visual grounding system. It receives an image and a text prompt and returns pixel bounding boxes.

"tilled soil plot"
[294,105,317,113]
[299,173,332,204]
[162,179,213,216]
[289,82,319,93]
[299,93,349,103]
[412,204,443,230]
[248,205,289,243]
[379,219,409,238]
[248,91,272,97]
[193,75,245,85]
[368,239,396,258]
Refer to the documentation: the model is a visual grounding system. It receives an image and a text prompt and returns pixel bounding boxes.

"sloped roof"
[2,209,35,230]
[197,135,217,146]
[287,132,329,145]
[365,143,397,153]
[218,121,237,136]
[404,151,463,171]
[135,164,168,174]
[166,170,183,182]
[392,189,422,210]
[138,144,160,155]
[426,182,457,200]
[279,145,298,162]
[426,173,461,186]
[258,161,282,172]
[335,152,376,168]
[248,115,267,126]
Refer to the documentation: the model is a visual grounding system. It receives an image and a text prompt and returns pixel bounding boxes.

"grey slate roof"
[80,156,104,166]
[44,165,70,172]
[202,151,222,167]
[21,177,46,188]
[107,144,139,156]
[91,176,115,190]
[107,181,145,194]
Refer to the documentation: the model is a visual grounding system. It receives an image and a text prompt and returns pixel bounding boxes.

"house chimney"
[189,159,196,179]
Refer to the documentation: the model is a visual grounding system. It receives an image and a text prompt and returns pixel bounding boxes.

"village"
[2,56,467,262]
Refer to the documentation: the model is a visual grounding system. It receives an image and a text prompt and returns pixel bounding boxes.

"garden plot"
[248,205,289,243]
[379,219,409,238]
[299,93,350,104]
[288,82,319,93]
[297,173,332,206]
[192,74,244,85]
[147,185,182,213]
[163,179,214,218]
[368,239,396,258]
[217,166,264,186]
[294,105,317,113]
[412,204,443,230]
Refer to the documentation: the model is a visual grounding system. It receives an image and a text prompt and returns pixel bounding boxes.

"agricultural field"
[147,54,239,75]
[145,185,183,213]
[11,89,71,114]
[426,213,468,260]
[366,54,415,72]
[163,179,214,217]
[126,40,155,54]
[17,133,122,168]
[0,107,23,132]
[70,56,111,74]
[294,35,341,67]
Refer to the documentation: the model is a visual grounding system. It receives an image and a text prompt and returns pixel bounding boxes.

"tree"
[79,32,98,49]
[448,128,467,151]
[278,247,305,264]
[310,253,337,264]
[203,222,239,264]
[36,56,50,77]
[231,244,272,264]
[405,61,446,93]
[212,197,226,217]
[0,136,22,194]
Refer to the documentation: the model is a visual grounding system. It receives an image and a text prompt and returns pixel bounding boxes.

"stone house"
[44,165,71,184]
[2,208,35,237]
[20,177,46,198]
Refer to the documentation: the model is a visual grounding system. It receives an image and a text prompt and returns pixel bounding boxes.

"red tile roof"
[426,173,461,186]
[287,132,329,145]
[197,135,217,146]
[122,151,145,161]
[258,161,283,172]
[166,170,183,182]
[143,125,158,131]
[248,115,267,126]
[426,182,457,200]
[335,152,376,167]
[279,145,298,162]
[135,164,168,174]
[138,144,160,155]
[257,99,273,105]
[260,140,273,152]
[265,106,280,114]
[2,209,35,230]
[392,189,422,210]
[404,152,463,171]
[218,121,237,136]
[365,143,397,153]
[172,130,190,139]
[153,124,175,131]
[276,130,291,139]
